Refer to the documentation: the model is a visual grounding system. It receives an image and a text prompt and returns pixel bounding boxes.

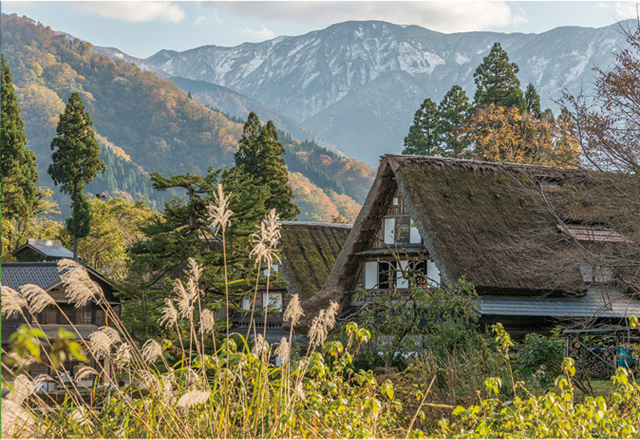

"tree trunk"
[73,190,78,261]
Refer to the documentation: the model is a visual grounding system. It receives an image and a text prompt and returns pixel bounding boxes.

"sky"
[3,1,639,59]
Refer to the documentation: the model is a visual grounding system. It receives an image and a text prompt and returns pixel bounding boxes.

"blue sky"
[3,2,637,59]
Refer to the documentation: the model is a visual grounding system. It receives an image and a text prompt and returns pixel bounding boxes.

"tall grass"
[1,187,403,439]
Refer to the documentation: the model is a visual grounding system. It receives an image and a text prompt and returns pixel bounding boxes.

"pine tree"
[48,91,106,260]
[234,112,300,220]
[402,98,443,156]
[437,85,471,157]
[124,167,281,341]
[473,42,525,111]
[1,53,40,221]
[525,83,542,119]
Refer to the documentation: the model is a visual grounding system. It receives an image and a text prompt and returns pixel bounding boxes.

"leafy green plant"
[516,329,564,386]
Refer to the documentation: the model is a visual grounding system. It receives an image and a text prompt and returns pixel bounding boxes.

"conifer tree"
[123,167,282,340]
[234,112,300,220]
[48,91,106,260]
[525,83,542,118]
[1,54,40,221]
[437,85,471,156]
[402,98,443,156]
[473,42,525,111]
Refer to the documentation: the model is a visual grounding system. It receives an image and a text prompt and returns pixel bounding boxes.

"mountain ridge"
[146,19,635,165]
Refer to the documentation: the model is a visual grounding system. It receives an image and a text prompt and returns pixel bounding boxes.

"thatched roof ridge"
[278,221,352,301]
[294,155,591,331]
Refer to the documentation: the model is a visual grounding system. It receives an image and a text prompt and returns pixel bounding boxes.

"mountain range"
[143,19,634,166]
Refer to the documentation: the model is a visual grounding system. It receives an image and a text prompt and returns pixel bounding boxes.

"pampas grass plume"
[177,390,211,408]
[142,339,163,364]
[20,284,55,315]
[1,286,28,318]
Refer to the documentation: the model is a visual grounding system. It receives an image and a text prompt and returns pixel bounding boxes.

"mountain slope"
[2,13,372,221]
[148,20,634,165]
[167,76,343,155]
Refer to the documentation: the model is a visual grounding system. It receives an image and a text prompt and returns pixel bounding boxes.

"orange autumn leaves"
[465,105,580,167]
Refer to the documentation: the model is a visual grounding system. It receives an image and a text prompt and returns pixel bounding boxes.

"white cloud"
[239,26,275,41]
[3,1,44,9]
[75,2,185,24]
[597,1,639,21]
[205,1,526,33]
[195,13,223,26]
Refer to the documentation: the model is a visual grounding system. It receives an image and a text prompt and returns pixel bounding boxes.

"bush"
[515,330,564,386]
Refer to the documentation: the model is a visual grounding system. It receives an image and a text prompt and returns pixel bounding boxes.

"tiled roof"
[1,262,65,291]
[479,288,640,318]
[14,239,74,259]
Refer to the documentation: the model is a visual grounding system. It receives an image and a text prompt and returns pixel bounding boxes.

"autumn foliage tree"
[464,104,580,167]
[404,41,580,168]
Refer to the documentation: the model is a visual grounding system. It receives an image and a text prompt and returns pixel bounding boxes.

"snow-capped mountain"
[148,20,634,166]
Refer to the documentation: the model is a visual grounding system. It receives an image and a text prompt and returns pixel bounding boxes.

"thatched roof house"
[295,155,639,335]
[279,221,352,301]
[232,221,351,344]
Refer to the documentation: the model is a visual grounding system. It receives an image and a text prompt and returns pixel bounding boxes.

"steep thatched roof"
[295,155,601,330]
[279,221,352,301]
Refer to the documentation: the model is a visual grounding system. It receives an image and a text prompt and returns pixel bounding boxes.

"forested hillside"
[2,13,374,221]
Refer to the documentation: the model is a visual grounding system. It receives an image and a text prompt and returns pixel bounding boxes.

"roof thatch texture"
[295,155,600,330]
[279,221,352,301]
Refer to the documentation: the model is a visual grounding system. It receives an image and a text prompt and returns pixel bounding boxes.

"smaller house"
[1,259,120,388]
[12,239,74,262]
[231,221,352,345]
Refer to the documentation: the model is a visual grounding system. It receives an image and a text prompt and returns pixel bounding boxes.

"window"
[426,260,441,287]
[378,262,393,289]
[364,261,395,290]
[262,292,283,312]
[365,259,440,290]
[409,218,421,244]
[263,264,279,277]
[384,218,395,244]
[396,260,409,289]
[580,265,613,283]
[242,296,252,310]
[365,261,378,289]
[392,197,399,206]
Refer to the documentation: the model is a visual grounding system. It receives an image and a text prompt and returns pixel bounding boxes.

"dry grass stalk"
[141,339,163,364]
[58,258,104,306]
[1,286,28,317]
[283,294,304,327]
[177,390,211,408]
[20,284,55,315]
[208,184,233,234]
[274,337,291,365]
[159,298,179,328]
[199,309,215,334]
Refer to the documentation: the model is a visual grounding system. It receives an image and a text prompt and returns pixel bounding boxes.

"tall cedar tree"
[123,167,284,341]
[525,83,542,119]
[234,112,300,220]
[48,91,105,260]
[473,42,526,111]
[437,85,471,156]
[402,98,443,156]
[1,54,40,221]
